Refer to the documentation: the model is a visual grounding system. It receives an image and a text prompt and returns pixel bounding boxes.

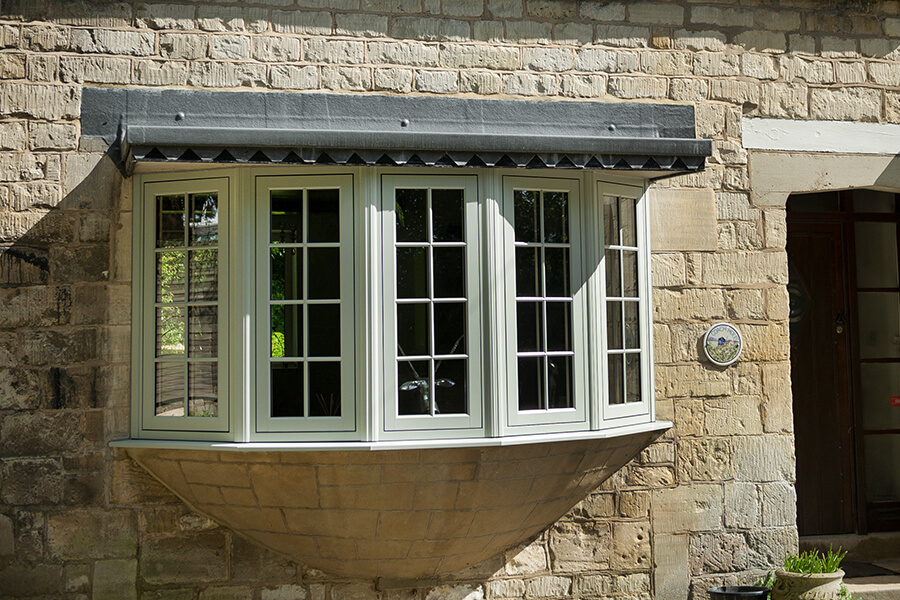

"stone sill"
[110,420,672,452]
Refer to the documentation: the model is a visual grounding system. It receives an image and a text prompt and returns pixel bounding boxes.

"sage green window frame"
[131,167,655,444]
[253,174,357,439]
[135,175,231,438]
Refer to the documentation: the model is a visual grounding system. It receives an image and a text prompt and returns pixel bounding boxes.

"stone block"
[141,532,228,585]
[0,563,62,597]
[305,39,365,64]
[47,510,137,559]
[0,513,13,559]
[724,482,761,530]
[270,65,318,90]
[525,0,574,18]
[610,522,650,571]
[134,60,189,86]
[690,532,749,574]
[0,457,62,504]
[746,526,798,569]
[709,79,759,107]
[93,558,137,600]
[560,74,606,97]
[743,53,778,80]
[641,50,690,75]
[375,68,414,92]
[0,52,25,79]
[670,77,708,101]
[27,53,58,81]
[29,123,77,151]
[761,482,797,527]
[136,3,195,29]
[391,17,470,42]
[441,44,519,70]
[732,435,794,483]
[836,62,866,84]
[210,35,252,60]
[594,24,648,48]
[415,70,459,93]
[572,574,612,596]
[200,588,253,600]
[369,41,438,67]
[505,21,552,45]
[0,82,80,121]
[575,48,616,72]
[60,55,131,84]
[725,289,765,320]
[654,288,725,322]
[253,36,301,62]
[651,253,685,287]
[71,28,154,56]
[673,30,725,52]
[524,576,570,598]
[650,188,717,251]
[322,66,372,91]
[143,591,196,600]
[486,578,526,598]
[677,438,733,482]
[626,464,675,487]
[821,36,858,58]
[188,62,268,88]
[198,6,269,32]
[761,362,792,433]
[0,245,49,284]
[810,87,881,122]
[654,323,673,363]
[608,75,666,98]
[160,33,209,60]
[759,82,808,119]
[548,521,609,571]
[691,6,753,28]
[336,13,389,38]
[0,122,26,151]
[460,71,502,94]
[702,251,787,285]
[272,10,332,35]
[502,72,557,96]
[522,47,573,72]
[651,484,723,534]
[261,585,308,600]
[628,2,684,25]
[654,534,689,599]
[657,364,731,398]
[65,563,91,592]
[425,585,483,600]
[23,24,69,51]
[1,409,85,455]
[231,536,296,581]
[553,22,592,45]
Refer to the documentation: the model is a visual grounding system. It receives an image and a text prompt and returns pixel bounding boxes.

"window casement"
[132,168,655,444]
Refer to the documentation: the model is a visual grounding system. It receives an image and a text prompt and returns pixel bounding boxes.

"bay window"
[132,168,654,444]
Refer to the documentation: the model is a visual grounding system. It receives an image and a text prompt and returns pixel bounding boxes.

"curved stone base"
[127,430,663,580]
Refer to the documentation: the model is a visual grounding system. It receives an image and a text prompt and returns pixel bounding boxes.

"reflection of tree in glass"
[190,194,219,244]
[270,247,286,357]
[157,252,185,353]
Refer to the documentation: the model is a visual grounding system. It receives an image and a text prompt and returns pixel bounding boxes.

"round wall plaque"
[703,322,743,366]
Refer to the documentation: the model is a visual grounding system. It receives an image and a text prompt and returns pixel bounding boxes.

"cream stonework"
[2,0,898,598]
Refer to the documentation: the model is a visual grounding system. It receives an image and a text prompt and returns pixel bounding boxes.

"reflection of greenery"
[314,393,340,416]
[272,331,285,358]
[157,251,185,354]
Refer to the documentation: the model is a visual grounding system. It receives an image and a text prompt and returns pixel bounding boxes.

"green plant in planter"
[765,548,860,600]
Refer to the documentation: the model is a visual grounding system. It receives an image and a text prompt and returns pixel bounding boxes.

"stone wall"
[3,0,897,597]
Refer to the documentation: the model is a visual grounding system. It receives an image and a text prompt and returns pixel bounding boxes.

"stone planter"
[771,569,845,600]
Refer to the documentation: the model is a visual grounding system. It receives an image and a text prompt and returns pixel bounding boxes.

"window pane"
[624,301,640,349]
[516,301,544,352]
[156,306,185,356]
[397,246,428,299]
[189,193,218,246]
[619,197,637,246]
[271,304,303,358]
[433,247,464,298]
[546,301,572,352]
[188,362,218,417]
[309,361,341,417]
[308,304,341,357]
[189,249,217,302]
[271,190,303,244]
[272,362,304,417]
[397,303,430,357]
[853,189,896,213]
[188,306,217,358]
[856,222,899,288]
[156,251,185,303]
[517,356,543,411]
[626,353,642,404]
[398,360,431,415]
[608,354,624,405]
[157,195,185,248]
[432,189,464,242]
[516,247,539,298]
[605,250,621,297]
[547,355,573,409]
[607,302,623,350]
[396,189,427,242]
[307,189,340,242]
[271,248,302,301]
[434,358,466,414]
[544,247,570,298]
[543,192,569,244]
[434,302,466,355]
[623,250,638,297]
[307,248,340,299]
[603,195,618,247]
[155,361,185,416]
[514,190,539,243]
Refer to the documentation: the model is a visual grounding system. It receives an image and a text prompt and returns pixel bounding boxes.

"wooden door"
[788,221,857,535]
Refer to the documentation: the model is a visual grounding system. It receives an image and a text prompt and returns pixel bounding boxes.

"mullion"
[302,189,309,418]
[539,192,550,409]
